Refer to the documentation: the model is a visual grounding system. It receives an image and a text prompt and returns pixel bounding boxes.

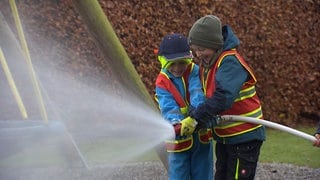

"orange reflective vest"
[156,63,212,152]
[155,63,194,115]
[201,49,263,137]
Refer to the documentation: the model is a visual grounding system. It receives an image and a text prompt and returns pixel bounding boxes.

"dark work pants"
[215,140,263,180]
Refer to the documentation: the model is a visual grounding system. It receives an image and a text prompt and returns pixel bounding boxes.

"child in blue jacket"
[155,33,213,180]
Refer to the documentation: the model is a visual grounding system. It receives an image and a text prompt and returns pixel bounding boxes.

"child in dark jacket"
[188,15,265,180]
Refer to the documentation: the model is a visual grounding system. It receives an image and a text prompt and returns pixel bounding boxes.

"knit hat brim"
[189,37,223,50]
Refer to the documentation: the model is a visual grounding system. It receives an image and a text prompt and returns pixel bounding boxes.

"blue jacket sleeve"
[191,56,249,120]
[155,86,184,125]
[188,64,205,108]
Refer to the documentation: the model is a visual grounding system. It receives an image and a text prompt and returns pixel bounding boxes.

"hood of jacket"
[222,25,240,50]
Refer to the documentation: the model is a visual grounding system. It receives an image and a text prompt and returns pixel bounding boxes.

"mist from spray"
[0,5,174,178]
[0,34,174,172]
[1,50,174,173]
[36,57,175,166]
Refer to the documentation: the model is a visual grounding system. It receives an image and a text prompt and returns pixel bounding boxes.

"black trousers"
[215,140,263,180]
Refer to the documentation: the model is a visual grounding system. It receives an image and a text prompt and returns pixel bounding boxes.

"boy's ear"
[154,48,159,55]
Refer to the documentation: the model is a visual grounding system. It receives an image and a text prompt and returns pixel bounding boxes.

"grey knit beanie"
[188,15,224,50]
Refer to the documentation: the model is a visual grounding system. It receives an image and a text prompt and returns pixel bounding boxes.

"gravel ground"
[1,161,319,180]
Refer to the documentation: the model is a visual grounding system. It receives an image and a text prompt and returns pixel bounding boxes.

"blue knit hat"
[158,33,193,61]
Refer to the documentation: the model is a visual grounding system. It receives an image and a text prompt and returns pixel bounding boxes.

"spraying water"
[39,66,174,164]
[0,3,174,178]
[0,44,174,167]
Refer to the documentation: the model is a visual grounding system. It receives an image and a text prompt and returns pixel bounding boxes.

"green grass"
[260,127,320,168]
[80,137,160,164]
[0,136,161,167]
[0,143,66,167]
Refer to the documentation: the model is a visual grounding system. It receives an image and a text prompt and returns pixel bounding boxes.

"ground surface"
[1,161,319,180]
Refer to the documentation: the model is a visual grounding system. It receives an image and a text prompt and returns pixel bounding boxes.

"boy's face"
[167,59,189,77]
[190,45,215,67]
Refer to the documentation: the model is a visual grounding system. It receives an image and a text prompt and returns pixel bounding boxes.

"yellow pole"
[0,47,28,119]
[9,0,48,122]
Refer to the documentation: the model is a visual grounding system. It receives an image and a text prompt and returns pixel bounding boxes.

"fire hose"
[220,115,317,142]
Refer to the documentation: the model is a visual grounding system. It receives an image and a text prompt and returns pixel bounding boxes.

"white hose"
[221,115,317,143]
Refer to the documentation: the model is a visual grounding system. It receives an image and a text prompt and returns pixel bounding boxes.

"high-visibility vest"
[156,63,212,152]
[155,63,194,115]
[201,49,263,137]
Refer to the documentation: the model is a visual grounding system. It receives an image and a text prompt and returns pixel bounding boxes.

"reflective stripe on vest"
[201,49,263,137]
[165,129,213,152]
[214,106,263,137]
[165,136,193,152]
[198,128,213,143]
